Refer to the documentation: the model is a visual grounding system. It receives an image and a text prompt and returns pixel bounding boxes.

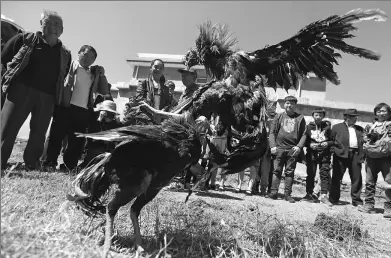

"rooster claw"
[66,193,82,201]
[135,245,144,255]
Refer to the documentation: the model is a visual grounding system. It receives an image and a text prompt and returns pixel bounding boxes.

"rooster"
[68,8,387,257]
[67,115,209,257]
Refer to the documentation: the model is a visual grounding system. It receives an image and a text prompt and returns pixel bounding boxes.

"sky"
[2,1,391,106]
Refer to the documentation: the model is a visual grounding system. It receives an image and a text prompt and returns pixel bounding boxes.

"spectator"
[163,81,178,111]
[253,124,271,196]
[42,45,109,172]
[79,100,122,168]
[303,108,333,206]
[359,103,391,218]
[268,95,307,203]
[204,114,228,190]
[329,109,364,207]
[135,59,174,123]
[1,10,71,170]
[175,67,201,188]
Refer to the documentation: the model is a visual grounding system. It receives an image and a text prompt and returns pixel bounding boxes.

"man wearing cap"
[79,100,122,168]
[138,66,200,121]
[329,109,365,206]
[176,67,199,107]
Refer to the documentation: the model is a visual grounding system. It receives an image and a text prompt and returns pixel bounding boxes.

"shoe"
[302,193,319,203]
[358,204,376,214]
[218,185,225,191]
[384,208,391,219]
[284,195,296,203]
[267,192,278,200]
[352,202,364,207]
[208,184,216,190]
[301,194,313,202]
[234,186,241,193]
[245,190,253,196]
[41,161,57,172]
[259,190,267,197]
[319,194,333,207]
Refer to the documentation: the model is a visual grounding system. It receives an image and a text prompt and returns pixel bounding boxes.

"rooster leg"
[102,188,141,258]
[130,186,161,249]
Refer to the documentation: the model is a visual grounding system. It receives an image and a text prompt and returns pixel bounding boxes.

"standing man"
[1,10,72,170]
[42,45,109,171]
[303,108,333,206]
[329,109,364,207]
[175,67,200,188]
[268,96,307,203]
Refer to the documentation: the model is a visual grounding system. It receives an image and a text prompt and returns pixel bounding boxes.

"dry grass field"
[1,140,391,258]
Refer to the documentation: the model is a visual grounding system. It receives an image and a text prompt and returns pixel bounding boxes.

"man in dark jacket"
[1,10,71,170]
[303,108,333,206]
[329,109,364,207]
[268,95,307,203]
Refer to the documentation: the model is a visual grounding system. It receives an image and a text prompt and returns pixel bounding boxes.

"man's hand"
[291,146,301,157]
[271,147,277,155]
[95,66,105,76]
[310,143,318,150]
[320,142,328,148]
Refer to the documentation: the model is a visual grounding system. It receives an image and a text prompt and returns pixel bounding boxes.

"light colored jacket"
[60,60,109,108]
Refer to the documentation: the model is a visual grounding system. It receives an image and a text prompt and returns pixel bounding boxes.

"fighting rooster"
[68,8,386,257]
[68,115,209,257]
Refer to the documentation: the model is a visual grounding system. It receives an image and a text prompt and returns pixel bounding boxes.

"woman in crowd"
[359,103,391,218]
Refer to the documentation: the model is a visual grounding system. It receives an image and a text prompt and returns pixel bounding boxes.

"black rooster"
[68,115,209,257]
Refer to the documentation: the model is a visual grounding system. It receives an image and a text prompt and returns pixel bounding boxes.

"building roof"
[126,53,205,69]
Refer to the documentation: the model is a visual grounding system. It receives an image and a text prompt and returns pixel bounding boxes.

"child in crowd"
[303,108,333,206]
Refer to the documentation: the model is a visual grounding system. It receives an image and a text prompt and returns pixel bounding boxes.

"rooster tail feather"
[69,153,112,216]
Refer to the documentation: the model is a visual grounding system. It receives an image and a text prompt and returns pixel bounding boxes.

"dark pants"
[364,157,391,209]
[1,82,55,168]
[270,149,298,196]
[185,167,197,185]
[306,150,331,195]
[330,150,363,205]
[44,104,90,169]
[268,154,275,193]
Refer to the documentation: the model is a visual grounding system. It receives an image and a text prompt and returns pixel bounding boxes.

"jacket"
[1,32,72,105]
[60,60,109,108]
[305,121,333,153]
[331,122,364,160]
[269,112,307,149]
[135,76,172,110]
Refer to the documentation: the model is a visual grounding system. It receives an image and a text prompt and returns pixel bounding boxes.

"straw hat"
[94,100,119,114]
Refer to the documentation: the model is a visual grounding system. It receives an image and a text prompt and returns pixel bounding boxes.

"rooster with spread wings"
[68,9,386,257]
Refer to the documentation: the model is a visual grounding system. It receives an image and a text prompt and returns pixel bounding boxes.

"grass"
[1,140,391,258]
